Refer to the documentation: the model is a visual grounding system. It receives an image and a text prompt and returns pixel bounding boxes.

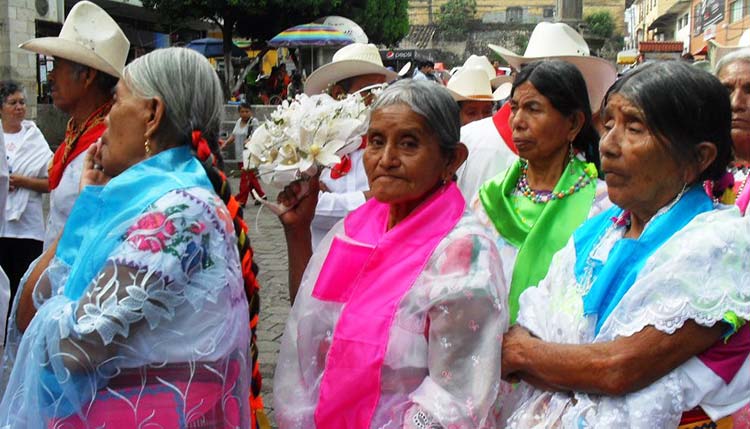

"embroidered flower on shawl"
[77,294,140,344]
[119,281,186,330]
[125,212,177,253]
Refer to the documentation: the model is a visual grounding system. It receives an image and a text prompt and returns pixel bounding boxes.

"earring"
[144,139,151,155]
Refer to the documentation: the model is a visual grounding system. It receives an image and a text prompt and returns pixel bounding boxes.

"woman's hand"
[278,174,320,233]
[502,324,535,381]
[80,140,110,190]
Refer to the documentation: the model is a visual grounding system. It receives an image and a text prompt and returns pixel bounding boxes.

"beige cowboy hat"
[460,54,512,89]
[304,43,399,95]
[708,30,750,68]
[19,1,129,78]
[447,67,503,102]
[488,22,616,110]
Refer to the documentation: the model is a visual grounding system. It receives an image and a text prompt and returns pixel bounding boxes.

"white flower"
[244,90,379,187]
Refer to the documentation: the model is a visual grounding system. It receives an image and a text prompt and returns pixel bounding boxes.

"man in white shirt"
[304,43,398,247]
[19,1,129,248]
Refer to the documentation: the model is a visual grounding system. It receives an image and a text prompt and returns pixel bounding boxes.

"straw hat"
[488,22,616,110]
[447,67,503,102]
[304,43,399,95]
[19,1,129,78]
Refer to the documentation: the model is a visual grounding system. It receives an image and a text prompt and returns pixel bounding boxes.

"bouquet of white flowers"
[244,91,372,189]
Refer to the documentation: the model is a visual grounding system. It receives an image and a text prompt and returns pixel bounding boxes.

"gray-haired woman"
[0,80,52,299]
[274,79,508,428]
[1,47,257,428]
[715,49,750,215]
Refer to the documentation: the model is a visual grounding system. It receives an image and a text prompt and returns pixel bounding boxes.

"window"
[731,0,744,22]
[543,6,555,18]
[507,7,523,23]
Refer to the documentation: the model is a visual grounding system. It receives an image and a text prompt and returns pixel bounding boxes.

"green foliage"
[584,11,615,39]
[436,0,477,41]
[340,0,410,46]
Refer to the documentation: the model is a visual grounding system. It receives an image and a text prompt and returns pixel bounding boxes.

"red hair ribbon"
[191,130,213,162]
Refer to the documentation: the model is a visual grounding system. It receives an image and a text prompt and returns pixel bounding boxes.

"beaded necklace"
[516,151,593,204]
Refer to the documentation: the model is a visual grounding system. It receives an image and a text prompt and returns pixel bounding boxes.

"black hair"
[511,60,600,170]
[69,61,119,95]
[0,80,24,104]
[239,102,252,111]
[603,60,732,182]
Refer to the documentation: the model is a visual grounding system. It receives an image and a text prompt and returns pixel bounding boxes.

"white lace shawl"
[506,206,750,428]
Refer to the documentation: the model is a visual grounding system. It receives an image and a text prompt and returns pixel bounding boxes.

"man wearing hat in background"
[19,1,129,249]
[446,55,506,127]
[302,42,397,249]
[457,22,616,201]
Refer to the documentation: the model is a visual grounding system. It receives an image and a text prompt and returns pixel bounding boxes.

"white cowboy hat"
[19,1,129,78]
[488,22,616,110]
[459,54,511,89]
[304,43,399,95]
[447,67,503,102]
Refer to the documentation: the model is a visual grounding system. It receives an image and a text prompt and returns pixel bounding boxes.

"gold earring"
[144,139,151,155]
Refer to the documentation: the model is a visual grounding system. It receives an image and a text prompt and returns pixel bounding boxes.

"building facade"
[408,0,625,33]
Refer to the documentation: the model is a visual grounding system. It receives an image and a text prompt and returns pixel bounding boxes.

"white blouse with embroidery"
[0,187,251,428]
[503,206,750,428]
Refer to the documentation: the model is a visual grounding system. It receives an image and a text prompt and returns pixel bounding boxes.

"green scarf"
[479,157,598,322]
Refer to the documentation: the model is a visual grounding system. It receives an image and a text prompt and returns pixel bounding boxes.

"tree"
[584,11,615,39]
[339,0,410,46]
[436,0,477,41]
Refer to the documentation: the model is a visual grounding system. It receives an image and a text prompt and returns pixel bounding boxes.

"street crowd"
[0,1,749,428]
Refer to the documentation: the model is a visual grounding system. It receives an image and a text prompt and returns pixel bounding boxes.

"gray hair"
[123,47,224,148]
[0,80,25,105]
[715,48,750,76]
[369,79,460,154]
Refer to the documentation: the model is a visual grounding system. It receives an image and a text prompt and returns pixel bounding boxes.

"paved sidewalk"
[233,179,290,428]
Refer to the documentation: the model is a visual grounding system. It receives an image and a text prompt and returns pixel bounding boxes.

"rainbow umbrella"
[268,23,354,47]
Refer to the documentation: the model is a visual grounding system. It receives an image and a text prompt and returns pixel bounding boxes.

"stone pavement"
[231,178,290,428]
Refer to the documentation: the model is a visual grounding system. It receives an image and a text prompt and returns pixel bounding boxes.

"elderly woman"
[715,49,750,213]
[500,60,750,428]
[714,47,750,429]
[0,48,256,428]
[0,81,52,299]
[273,79,507,428]
[473,60,610,323]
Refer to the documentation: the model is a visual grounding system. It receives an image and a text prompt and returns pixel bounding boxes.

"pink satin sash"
[312,183,465,428]
[737,180,750,215]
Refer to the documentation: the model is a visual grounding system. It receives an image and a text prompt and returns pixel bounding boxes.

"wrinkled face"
[718,61,750,158]
[599,93,686,215]
[509,82,575,163]
[239,107,253,121]
[1,91,26,126]
[365,104,451,210]
[459,100,493,126]
[100,80,150,177]
[48,58,90,114]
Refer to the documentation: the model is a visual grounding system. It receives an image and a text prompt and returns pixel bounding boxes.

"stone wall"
[0,0,38,118]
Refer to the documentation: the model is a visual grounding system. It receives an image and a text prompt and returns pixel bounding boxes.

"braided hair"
[123,47,263,427]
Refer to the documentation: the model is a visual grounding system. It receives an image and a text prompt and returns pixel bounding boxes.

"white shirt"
[0,131,8,226]
[1,129,51,241]
[456,116,517,202]
[44,152,85,249]
[311,148,368,248]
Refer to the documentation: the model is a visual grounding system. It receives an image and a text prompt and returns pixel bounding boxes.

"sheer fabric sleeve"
[404,228,508,429]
